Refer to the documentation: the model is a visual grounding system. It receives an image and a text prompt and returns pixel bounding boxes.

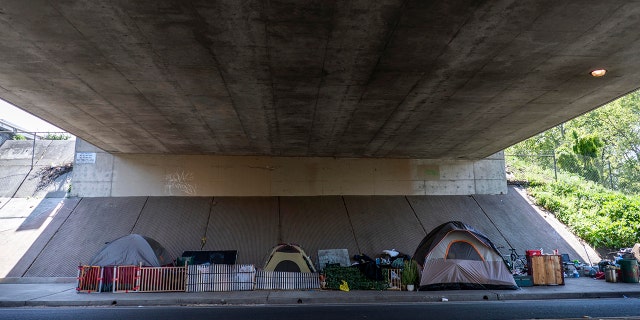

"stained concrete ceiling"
[0,0,638,159]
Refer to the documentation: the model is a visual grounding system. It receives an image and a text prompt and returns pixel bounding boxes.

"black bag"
[353,254,383,281]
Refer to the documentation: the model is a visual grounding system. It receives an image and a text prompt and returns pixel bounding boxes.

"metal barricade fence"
[187,264,255,292]
[77,266,103,293]
[138,265,187,292]
[77,265,187,293]
[113,265,139,292]
[79,264,325,293]
[255,271,320,290]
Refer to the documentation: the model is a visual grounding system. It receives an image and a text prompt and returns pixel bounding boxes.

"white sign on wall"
[75,152,96,164]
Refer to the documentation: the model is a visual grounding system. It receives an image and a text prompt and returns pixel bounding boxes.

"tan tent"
[264,244,316,272]
[413,221,517,290]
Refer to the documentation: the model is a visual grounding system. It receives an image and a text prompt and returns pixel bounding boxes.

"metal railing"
[76,265,103,293]
[78,264,256,293]
[186,264,255,292]
[113,265,139,293]
[78,264,326,293]
[0,129,72,168]
[138,265,187,292]
[77,265,187,293]
[255,271,320,290]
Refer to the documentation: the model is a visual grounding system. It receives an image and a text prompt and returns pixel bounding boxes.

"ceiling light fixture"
[590,69,607,77]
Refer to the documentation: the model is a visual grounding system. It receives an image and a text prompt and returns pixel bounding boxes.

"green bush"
[323,265,388,290]
[401,260,419,286]
[512,161,640,249]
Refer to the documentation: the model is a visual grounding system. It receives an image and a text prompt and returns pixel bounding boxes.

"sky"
[0,98,65,133]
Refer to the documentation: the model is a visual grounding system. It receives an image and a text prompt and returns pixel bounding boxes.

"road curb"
[2,277,640,308]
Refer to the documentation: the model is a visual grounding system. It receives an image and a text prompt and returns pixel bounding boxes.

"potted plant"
[402,259,419,291]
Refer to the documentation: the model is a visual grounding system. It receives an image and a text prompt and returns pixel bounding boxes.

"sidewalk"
[1,277,640,308]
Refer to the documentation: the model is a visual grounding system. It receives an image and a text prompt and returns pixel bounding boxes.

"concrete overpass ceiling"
[0,0,638,159]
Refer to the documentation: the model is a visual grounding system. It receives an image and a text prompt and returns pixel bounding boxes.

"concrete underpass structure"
[1,1,632,278]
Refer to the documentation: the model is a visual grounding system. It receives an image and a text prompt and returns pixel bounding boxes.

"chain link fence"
[505,152,617,191]
[0,129,73,167]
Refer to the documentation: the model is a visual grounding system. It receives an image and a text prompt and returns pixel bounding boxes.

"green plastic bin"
[619,259,639,283]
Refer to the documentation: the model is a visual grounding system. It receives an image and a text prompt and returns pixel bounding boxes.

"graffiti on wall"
[164,170,197,195]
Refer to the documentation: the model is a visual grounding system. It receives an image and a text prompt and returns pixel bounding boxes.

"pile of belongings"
[352,249,410,281]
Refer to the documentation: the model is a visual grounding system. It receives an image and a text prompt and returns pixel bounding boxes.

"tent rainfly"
[89,234,172,267]
[413,221,518,290]
[264,244,317,272]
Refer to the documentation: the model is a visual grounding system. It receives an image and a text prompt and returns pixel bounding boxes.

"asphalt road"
[2,298,640,320]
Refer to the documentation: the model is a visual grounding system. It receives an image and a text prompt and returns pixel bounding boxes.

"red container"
[526,250,542,256]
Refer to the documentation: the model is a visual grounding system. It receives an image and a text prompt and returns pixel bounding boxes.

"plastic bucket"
[605,267,618,282]
[619,259,639,283]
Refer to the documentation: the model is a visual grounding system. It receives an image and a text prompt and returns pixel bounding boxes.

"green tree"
[508,89,640,193]
[572,91,640,192]
[568,131,603,182]
[571,132,602,159]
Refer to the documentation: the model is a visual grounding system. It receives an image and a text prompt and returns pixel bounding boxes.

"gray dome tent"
[413,221,517,290]
[89,234,172,267]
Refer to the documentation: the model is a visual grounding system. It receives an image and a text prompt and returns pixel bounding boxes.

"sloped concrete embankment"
[0,140,74,199]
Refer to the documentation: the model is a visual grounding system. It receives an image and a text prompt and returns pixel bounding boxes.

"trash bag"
[353,254,383,281]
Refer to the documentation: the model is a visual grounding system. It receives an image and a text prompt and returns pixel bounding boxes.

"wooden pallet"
[529,255,564,285]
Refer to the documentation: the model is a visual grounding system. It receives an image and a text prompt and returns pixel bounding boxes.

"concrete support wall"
[72,139,507,197]
[71,140,114,197]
